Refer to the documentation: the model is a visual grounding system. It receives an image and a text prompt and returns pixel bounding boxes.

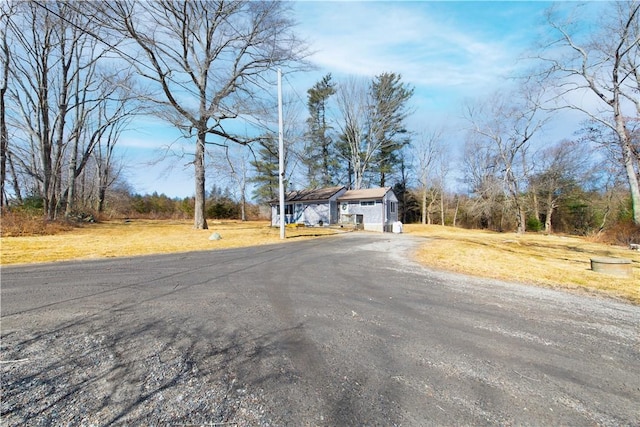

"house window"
[277,204,294,215]
[360,200,375,206]
[390,202,396,213]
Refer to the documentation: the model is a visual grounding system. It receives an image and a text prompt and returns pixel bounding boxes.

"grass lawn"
[0,220,340,264]
[405,224,639,304]
[1,220,638,303]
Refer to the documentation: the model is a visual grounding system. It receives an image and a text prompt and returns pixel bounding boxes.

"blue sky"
[122,1,568,199]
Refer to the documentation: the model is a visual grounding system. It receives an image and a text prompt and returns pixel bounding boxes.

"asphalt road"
[1,232,639,426]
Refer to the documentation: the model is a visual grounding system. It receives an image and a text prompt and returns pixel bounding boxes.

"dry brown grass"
[405,224,640,304]
[0,220,340,265]
[2,220,638,304]
[0,210,75,237]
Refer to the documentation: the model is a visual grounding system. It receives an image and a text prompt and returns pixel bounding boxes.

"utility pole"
[278,68,285,240]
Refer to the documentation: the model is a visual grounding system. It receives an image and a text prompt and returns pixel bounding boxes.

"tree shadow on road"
[1,307,394,426]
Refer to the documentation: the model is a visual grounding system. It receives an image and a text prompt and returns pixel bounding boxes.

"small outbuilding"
[270,186,399,232]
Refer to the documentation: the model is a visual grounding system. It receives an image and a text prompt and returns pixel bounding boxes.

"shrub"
[526,216,543,232]
[0,209,75,237]
[599,221,640,247]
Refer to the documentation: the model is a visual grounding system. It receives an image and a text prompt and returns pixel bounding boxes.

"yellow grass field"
[1,220,638,303]
[0,220,340,265]
[405,224,640,304]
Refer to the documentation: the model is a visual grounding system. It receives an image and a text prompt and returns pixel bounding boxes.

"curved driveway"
[1,233,639,425]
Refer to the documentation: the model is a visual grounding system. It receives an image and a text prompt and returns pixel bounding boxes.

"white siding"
[271,200,337,227]
[302,203,330,225]
[271,187,397,231]
[346,202,385,232]
[338,190,399,232]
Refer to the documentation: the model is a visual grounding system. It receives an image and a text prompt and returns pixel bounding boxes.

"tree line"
[248,1,639,238]
[1,0,306,229]
[1,1,639,240]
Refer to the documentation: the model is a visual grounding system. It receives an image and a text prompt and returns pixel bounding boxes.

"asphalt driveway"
[1,232,639,425]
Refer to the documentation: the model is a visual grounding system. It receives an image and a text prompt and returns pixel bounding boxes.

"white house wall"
[302,203,331,225]
[339,192,399,232]
[271,201,336,227]
[271,187,398,231]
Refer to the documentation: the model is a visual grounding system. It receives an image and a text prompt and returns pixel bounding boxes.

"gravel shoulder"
[2,233,639,425]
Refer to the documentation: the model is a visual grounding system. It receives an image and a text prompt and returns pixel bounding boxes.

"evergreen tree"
[250,137,280,203]
[369,73,413,187]
[304,74,337,188]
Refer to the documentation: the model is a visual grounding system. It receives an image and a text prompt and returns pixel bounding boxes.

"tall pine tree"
[369,72,413,187]
[304,74,337,188]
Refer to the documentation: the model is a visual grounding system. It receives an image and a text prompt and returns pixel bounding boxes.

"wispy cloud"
[294,2,527,91]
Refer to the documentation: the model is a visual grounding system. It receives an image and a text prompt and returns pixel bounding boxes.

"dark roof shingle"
[270,186,345,204]
[287,186,345,202]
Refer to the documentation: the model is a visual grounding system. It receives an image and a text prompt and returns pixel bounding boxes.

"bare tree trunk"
[427,198,436,225]
[453,195,459,227]
[240,166,247,221]
[7,151,21,203]
[545,193,554,234]
[240,193,246,221]
[421,189,427,225]
[532,189,540,223]
[65,137,78,217]
[517,203,526,234]
[617,118,640,225]
[0,15,7,208]
[194,133,208,229]
[440,192,445,226]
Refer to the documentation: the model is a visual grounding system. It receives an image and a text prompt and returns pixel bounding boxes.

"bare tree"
[530,139,585,233]
[63,68,141,216]
[0,2,13,208]
[6,2,62,217]
[93,115,128,213]
[464,88,548,233]
[102,0,307,229]
[436,152,451,226]
[540,1,640,224]
[334,74,412,190]
[208,145,251,221]
[462,132,505,230]
[6,1,128,219]
[412,129,444,225]
[335,77,370,190]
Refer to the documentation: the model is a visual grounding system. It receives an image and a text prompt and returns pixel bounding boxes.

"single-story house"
[270,186,399,232]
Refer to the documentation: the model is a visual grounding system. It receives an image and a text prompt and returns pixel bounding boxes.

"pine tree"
[250,137,280,203]
[304,74,337,188]
[369,73,413,187]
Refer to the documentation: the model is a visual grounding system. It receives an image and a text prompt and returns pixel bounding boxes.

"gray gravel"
[1,305,269,425]
[2,233,639,426]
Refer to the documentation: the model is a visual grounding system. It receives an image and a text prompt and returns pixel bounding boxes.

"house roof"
[338,187,392,201]
[269,186,394,204]
[273,185,345,204]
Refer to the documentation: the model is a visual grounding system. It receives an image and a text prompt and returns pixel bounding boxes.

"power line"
[283,73,308,108]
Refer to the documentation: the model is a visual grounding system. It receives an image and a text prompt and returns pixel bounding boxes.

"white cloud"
[294,2,520,91]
